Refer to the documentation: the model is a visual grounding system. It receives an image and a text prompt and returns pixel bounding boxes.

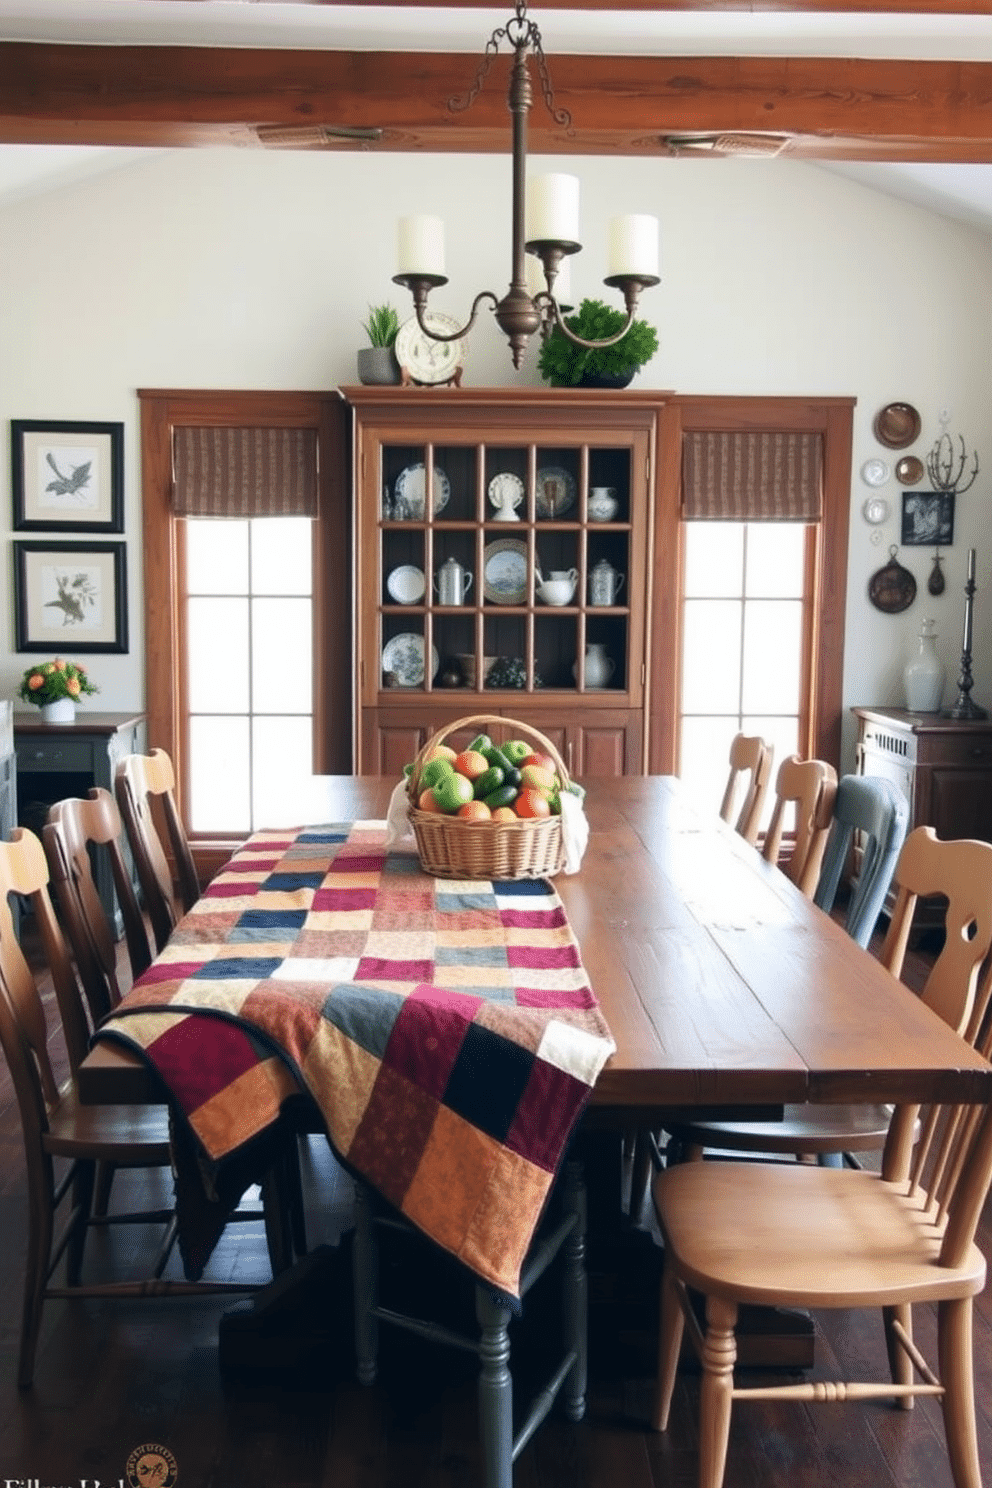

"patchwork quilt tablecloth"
[96,821,616,1299]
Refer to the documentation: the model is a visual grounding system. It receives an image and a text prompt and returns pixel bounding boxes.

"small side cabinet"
[14,711,147,933]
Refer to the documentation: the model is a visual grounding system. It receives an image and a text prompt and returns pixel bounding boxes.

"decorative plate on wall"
[868,546,917,613]
[895,455,925,486]
[861,458,890,487]
[862,496,891,526]
[872,402,921,450]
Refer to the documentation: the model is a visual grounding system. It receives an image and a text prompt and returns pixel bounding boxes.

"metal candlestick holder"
[942,562,988,720]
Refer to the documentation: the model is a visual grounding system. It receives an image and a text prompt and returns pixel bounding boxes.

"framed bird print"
[13,541,128,653]
[11,419,124,532]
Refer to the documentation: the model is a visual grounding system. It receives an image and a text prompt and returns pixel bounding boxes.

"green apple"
[420,756,455,790]
[432,771,475,813]
[503,739,532,765]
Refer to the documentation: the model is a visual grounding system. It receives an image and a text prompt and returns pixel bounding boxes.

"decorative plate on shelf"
[381,633,439,687]
[872,402,921,450]
[393,462,450,520]
[895,455,925,486]
[483,539,528,605]
[395,312,466,386]
[386,565,425,604]
[861,458,890,487]
[535,466,577,519]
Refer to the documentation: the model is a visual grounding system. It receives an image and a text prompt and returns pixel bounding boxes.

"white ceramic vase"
[573,642,615,689]
[904,618,945,713]
[40,698,76,724]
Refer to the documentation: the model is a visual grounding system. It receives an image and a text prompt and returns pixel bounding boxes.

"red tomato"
[453,749,490,781]
[514,788,551,819]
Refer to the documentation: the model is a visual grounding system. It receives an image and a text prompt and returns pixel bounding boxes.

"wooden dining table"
[78,772,992,1117]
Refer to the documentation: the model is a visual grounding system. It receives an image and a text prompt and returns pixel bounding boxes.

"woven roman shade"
[682,431,823,521]
[172,426,318,518]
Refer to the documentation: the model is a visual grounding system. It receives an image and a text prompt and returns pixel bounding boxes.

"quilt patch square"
[382,989,479,1099]
[443,1021,536,1143]
[322,982,405,1059]
[191,955,283,981]
[347,1062,441,1207]
[233,908,308,935]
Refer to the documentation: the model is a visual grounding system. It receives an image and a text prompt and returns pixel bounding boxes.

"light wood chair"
[114,747,201,954]
[652,952,992,1488]
[761,753,838,898]
[0,827,285,1389]
[663,827,992,1167]
[719,733,774,847]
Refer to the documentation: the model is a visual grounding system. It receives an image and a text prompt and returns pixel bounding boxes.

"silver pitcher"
[435,556,473,606]
[588,557,625,607]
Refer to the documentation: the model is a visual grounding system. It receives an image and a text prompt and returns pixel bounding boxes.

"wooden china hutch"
[345,386,670,778]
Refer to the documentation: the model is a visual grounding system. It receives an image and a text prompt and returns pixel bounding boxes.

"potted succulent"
[357,303,402,385]
[537,296,658,389]
[17,656,99,724]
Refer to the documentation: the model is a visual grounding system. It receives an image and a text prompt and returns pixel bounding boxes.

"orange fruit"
[457,800,492,821]
[514,788,551,819]
[418,788,444,812]
[424,744,458,764]
[520,751,557,775]
[519,764,557,792]
[491,806,517,823]
[453,749,490,781]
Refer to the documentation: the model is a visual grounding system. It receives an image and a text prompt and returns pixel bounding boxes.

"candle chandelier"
[393,0,660,370]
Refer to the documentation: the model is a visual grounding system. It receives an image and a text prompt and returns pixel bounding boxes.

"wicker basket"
[407,714,569,880]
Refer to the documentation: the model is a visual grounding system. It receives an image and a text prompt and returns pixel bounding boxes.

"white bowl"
[536,581,575,607]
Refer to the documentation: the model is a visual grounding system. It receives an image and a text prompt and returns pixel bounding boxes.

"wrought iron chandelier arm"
[545,295,637,349]
[413,290,499,343]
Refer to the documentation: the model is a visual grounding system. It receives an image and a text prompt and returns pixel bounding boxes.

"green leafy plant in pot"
[357,303,402,385]
[537,297,658,389]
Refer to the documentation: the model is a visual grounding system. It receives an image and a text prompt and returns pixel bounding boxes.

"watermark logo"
[124,1446,178,1488]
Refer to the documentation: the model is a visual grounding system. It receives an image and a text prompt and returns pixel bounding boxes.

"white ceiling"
[0,2,990,235]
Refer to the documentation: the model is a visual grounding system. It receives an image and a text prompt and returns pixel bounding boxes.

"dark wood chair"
[114,747,200,954]
[719,733,774,847]
[0,827,287,1389]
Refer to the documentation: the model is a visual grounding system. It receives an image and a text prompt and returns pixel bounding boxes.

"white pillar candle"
[397,215,445,276]
[968,547,976,581]
[526,173,580,243]
[607,214,659,277]
[526,253,572,303]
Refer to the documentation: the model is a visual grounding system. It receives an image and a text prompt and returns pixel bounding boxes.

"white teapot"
[535,566,578,606]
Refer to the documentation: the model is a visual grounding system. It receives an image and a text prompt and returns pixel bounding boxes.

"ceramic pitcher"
[588,558,625,607]
[435,556,473,606]
[573,642,615,688]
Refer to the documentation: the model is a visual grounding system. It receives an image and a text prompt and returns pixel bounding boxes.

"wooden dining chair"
[115,748,201,954]
[719,733,774,847]
[0,827,287,1389]
[43,788,152,1034]
[761,753,838,898]
[652,957,992,1488]
[663,827,992,1168]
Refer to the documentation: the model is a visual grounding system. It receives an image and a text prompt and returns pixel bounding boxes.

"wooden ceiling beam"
[0,43,990,160]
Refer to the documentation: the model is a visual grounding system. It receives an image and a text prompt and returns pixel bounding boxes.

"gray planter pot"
[357,346,401,385]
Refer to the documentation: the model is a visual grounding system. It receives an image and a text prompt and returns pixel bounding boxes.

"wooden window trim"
[649,394,854,774]
[139,389,351,867]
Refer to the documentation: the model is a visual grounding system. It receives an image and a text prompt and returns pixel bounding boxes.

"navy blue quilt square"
[297,828,349,843]
[443,1023,535,1142]
[492,878,552,896]
[191,956,283,980]
[263,872,325,892]
[237,908,307,932]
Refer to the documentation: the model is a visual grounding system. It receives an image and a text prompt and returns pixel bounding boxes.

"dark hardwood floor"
[2,917,990,1488]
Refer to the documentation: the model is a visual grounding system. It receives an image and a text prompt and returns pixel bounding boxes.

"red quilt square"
[382,991,478,1099]
[347,1062,440,1207]
[504,1059,590,1171]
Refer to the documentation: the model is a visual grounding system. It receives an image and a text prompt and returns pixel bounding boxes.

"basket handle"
[408,714,571,800]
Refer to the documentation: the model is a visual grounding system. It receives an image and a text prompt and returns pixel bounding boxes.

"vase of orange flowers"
[17,657,99,724]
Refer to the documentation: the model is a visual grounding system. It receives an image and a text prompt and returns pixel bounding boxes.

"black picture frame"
[11,418,124,533]
[901,491,955,547]
[13,540,129,653]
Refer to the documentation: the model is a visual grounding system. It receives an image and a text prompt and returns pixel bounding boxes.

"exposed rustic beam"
[0,44,990,161]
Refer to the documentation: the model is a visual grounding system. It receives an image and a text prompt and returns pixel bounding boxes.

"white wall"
[2,148,990,766]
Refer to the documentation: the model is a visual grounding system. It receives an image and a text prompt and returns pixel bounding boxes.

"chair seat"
[653,1158,987,1310]
[667,1101,893,1155]
[44,1085,173,1163]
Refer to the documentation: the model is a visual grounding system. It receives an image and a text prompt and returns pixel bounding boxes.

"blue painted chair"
[813,773,909,949]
